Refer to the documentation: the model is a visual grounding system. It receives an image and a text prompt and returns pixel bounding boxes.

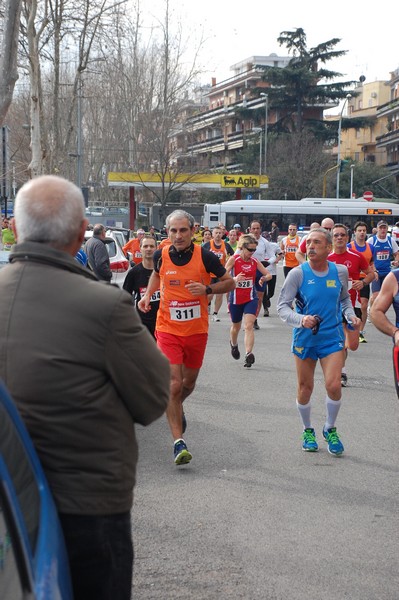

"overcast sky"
[140,0,397,95]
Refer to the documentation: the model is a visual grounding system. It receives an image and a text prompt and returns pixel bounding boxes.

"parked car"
[0,380,73,599]
[105,226,131,246]
[84,230,130,287]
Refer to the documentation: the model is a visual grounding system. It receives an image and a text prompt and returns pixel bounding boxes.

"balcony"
[376,128,399,147]
[376,97,399,118]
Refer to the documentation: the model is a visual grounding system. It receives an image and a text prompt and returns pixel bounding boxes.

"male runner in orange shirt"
[138,210,235,465]
[280,223,300,278]
[202,225,234,321]
[123,229,146,264]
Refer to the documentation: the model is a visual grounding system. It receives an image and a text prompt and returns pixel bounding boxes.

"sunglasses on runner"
[245,247,256,252]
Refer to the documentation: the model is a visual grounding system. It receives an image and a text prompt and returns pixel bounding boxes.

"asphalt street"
[132,264,398,600]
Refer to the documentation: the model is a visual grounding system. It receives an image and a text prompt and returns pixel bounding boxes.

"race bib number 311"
[169,300,201,321]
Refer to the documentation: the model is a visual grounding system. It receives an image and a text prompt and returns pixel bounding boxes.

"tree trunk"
[0,0,22,125]
[26,0,45,177]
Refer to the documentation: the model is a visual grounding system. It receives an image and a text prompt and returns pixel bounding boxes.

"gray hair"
[93,223,106,236]
[165,210,195,228]
[14,175,85,249]
[309,227,332,245]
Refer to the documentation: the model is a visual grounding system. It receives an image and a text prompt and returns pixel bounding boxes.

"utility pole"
[260,93,268,175]
[77,74,83,189]
[336,94,351,199]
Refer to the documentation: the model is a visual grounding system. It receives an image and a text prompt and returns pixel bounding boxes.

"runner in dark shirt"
[123,235,159,337]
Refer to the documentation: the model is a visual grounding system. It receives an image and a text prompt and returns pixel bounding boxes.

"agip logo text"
[221,175,260,188]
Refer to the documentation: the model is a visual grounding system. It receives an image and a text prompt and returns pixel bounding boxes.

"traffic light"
[339,159,350,172]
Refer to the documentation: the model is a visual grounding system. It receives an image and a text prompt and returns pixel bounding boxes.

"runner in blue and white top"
[277,227,359,457]
[368,220,399,304]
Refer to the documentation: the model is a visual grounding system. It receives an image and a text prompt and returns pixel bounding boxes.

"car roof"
[83,231,114,244]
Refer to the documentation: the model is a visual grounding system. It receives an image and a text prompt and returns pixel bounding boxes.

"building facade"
[341,80,390,166]
[376,67,399,171]
[171,54,328,173]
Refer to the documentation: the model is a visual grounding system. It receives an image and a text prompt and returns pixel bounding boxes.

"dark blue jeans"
[59,511,133,600]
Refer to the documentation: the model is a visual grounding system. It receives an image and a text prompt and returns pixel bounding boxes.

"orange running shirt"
[282,235,300,268]
[123,238,142,263]
[209,239,228,266]
[158,238,172,250]
[349,240,373,278]
[156,244,211,336]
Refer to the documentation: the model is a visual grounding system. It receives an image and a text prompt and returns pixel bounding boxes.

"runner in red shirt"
[328,223,375,386]
[224,234,271,368]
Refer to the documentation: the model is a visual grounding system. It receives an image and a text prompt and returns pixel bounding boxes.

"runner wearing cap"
[368,220,399,306]
[233,223,242,238]
[123,229,147,264]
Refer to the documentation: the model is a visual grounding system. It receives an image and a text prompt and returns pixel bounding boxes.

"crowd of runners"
[123,211,399,465]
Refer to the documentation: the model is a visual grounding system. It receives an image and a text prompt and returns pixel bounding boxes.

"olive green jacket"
[0,241,169,514]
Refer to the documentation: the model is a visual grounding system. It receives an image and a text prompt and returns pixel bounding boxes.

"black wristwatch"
[205,285,213,295]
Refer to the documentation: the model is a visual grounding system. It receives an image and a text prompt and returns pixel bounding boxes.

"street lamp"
[350,164,355,198]
[260,92,268,176]
[336,93,351,199]
[252,127,262,198]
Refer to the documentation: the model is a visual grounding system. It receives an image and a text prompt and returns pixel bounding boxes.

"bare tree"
[132,0,205,219]
[8,0,205,207]
[0,0,22,125]
[21,0,49,176]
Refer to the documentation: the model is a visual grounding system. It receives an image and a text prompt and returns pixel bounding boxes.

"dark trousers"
[283,266,294,279]
[262,275,277,308]
[59,511,133,600]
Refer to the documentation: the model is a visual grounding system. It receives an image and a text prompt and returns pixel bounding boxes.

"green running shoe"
[323,427,344,456]
[174,439,192,465]
[302,428,318,452]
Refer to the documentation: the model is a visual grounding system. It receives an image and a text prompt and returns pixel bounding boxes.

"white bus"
[202,198,399,234]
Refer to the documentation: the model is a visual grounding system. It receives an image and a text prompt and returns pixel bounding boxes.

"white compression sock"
[324,396,342,430]
[296,399,312,429]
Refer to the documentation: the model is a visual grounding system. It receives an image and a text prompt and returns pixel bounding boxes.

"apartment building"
[173,55,292,172]
[171,57,399,178]
[376,67,399,171]
[339,79,390,166]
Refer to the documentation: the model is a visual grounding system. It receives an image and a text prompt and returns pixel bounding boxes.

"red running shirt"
[230,255,258,305]
[328,249,369,308]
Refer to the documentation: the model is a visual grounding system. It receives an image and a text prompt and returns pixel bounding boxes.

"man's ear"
[78,219,89,245]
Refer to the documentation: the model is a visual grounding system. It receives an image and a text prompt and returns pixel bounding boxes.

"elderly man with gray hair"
[84,222,112,281]
[0,175,170,600]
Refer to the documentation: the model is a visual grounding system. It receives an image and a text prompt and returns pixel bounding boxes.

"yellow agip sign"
[220,174,260,188]
[108,172,268,189]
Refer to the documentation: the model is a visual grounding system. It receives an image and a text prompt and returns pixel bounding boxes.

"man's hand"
[346,316,362,331]
[185,281,206,297]
[234,273,246,285]
[137,296,151,313]
[301,315,320,330]
[351,279,364,291]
